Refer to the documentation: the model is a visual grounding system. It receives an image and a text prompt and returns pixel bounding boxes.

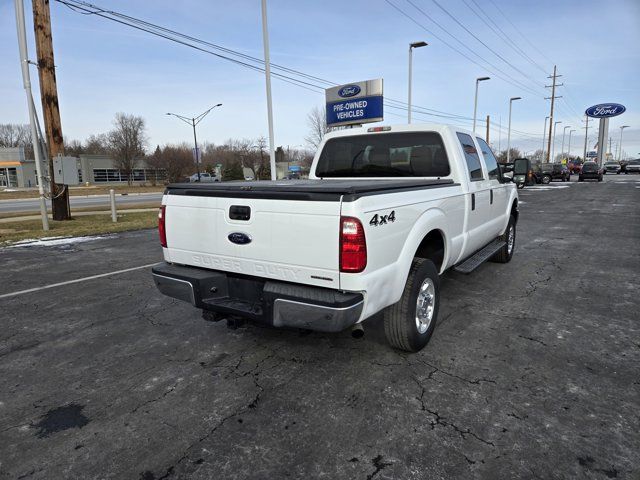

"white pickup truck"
[152,124,518,352]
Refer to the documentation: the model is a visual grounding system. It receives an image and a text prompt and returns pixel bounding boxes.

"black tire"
[491,214,516,264]
[517,182,525,189]
[384,258,440,352]
[542,175,551,184]
[617,171,620,175]
[578,177,583,182]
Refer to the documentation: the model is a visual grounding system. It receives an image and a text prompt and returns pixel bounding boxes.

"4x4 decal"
[369,210,396,227]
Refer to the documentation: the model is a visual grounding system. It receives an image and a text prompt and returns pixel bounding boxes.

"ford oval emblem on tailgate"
[228,232,252,245]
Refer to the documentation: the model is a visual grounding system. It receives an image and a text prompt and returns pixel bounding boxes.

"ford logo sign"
[585,103,626,118]
[338,85,361,98]
[228,232,252,245]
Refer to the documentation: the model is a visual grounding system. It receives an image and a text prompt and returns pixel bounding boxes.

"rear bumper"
[152,262,364,332]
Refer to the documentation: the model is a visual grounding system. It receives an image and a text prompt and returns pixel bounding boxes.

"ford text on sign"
[585,103,626,118]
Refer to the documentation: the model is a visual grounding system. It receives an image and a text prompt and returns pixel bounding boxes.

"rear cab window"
[315,132,451,177]
[456,132,484,181]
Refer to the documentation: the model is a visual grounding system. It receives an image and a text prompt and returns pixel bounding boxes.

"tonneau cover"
[166,179,455,201]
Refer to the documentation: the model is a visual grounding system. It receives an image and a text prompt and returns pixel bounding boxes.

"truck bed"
[165,179,455,202]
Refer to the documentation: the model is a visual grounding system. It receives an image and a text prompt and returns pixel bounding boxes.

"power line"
[393,0,544,98]
[463,0,549,75]
[486,0,555,67]
[428,0,546,95]
[54,0,546,142]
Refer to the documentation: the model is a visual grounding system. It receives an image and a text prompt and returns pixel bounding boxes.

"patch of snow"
[3,234,114,248]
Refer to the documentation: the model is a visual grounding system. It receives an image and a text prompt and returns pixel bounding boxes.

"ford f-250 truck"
[152,124,519,352]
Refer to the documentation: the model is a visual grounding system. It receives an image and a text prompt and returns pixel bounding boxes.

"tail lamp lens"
[340,216,367,273]
[158,205,167,247]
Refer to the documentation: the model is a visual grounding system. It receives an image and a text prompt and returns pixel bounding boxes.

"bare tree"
[147,143,193,183]
[497,148,522,164]
[304,106,327,150]
[0,124,32,147]
[84,133,109,155]
[107,113,147,184]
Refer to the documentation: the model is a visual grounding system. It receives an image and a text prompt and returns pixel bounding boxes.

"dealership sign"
[325,79,383,127]
[585,103,626,118]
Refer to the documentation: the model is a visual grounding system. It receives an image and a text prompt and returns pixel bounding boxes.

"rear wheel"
[384,258,439,352]
[517,182,525,189]
[491,214,516,263]
[542,175,551,184]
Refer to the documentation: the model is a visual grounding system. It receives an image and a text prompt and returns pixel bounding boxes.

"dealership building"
[0,147,166,188]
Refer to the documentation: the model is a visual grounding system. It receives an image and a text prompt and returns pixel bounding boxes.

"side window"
[456,132,483,181]
[476,137,500,180]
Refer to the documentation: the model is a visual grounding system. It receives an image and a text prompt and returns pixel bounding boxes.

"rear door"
[456,132,492,253]
[476,137,509,236]
[163,193,342,288]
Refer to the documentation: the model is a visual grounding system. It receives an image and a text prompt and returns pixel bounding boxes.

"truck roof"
[323,123,474,141]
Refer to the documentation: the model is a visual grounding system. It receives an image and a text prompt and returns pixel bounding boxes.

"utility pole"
[582,115,589,160]
[32,0,70,220]
[485,115,490,143]
[498,115,501,154]
[542,116,549,160]
[544,65,563,163]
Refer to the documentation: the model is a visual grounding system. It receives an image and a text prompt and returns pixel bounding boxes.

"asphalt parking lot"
[1,174,638,480]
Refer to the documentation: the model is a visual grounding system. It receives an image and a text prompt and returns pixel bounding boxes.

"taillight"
[158,205,167,247]
[340,216,367,273]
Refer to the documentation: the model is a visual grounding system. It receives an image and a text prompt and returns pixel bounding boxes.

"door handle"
[490,189,493,205]
[471,193,475,211]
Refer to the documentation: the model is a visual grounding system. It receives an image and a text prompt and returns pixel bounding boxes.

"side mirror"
[502,163,514,172]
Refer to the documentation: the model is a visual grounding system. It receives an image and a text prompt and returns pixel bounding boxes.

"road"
[0,174,638,479]
[0,192,162,214]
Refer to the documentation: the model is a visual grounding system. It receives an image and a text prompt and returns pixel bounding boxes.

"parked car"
[603,161,621,174]
[578,161,603,182]
[624,159,640,174]
[188,172,219,182]
[152,124,519,352]
[568,159,583,175]
[535,163,570,184]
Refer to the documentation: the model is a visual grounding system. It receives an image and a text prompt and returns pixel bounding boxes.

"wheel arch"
[413,228,446,273]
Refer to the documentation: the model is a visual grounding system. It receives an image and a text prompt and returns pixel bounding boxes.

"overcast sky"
[1,0,639,158]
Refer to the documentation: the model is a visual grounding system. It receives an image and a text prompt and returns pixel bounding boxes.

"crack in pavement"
[366,454,392,480]
[518,335,548,347]
[414,359,497,385]
[412,377,496,448]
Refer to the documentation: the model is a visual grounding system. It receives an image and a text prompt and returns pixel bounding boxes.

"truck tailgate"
[163,193,341,288]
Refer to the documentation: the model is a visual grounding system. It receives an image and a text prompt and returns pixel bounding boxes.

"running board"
[453,240,506,274]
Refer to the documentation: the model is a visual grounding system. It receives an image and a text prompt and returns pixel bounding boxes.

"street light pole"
[551,120,562,162]
[261,0,276,180]
[561,125,571,161]
[506,96,521,163]
[473,76,490,134]
[618,125,629,161]
[407,41,427,124]
[567,129,575,159]
[15,0,48,231]
[166,103,222,181]
[542,116,549,160]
